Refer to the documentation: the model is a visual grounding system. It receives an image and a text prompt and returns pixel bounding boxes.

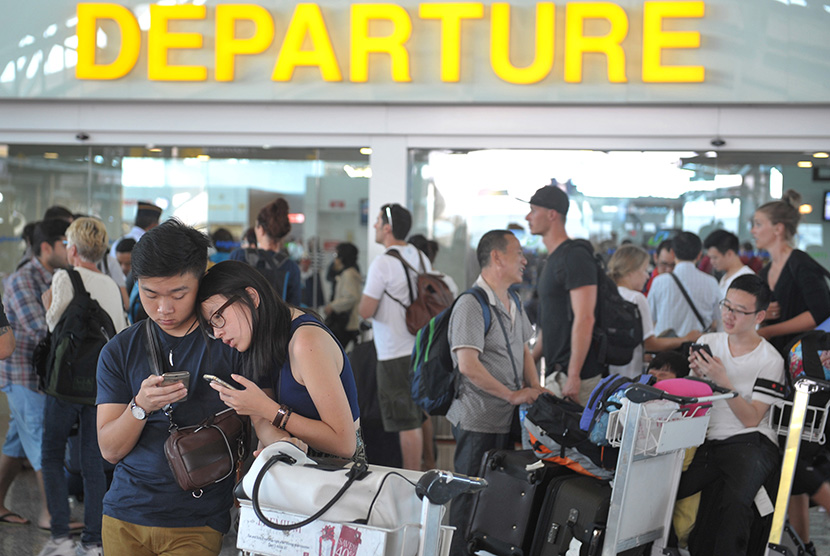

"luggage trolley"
[236,468,486,556]
[601,384,737,556]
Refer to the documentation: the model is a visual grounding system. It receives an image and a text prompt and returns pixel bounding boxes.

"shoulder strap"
[668,272,707,329]
[492,306,521,389]
[65,267,88,298]
[466,286,493,335]
[384,249,415,305]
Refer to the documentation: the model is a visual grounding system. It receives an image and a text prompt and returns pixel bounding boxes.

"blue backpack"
[410,286,521,415]
[579,373,655,446]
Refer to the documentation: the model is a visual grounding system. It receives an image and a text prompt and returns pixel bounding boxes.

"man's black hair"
[671,231,702,262]
[380,203,412,240]
[477,229,512,269]
[130,218,209,279]
[703,230,740,256]
[43,205,74,222]
[32,219,69,257]
[655,239,673,255]
[647,350,690,378]
[727,274,772,312]
[115,237,136,254]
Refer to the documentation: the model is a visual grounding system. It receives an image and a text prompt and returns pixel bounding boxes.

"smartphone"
[161,371,190,401]
[690,343,713,357]
[203,374,239,391]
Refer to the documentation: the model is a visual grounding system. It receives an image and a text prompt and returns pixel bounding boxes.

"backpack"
[410,287,521,416]
[569,240,643,366]
[244,248,292,302]
[778,331,830,444]
[34,268,117,405]
[385,249,455,335]
[579,373,655,446]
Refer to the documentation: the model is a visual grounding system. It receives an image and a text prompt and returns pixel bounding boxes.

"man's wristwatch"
[130,398,148,420]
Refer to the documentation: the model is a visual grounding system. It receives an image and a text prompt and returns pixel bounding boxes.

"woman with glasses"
[196,260,364,461]
[752,189,830,352]
[607,245,701,378]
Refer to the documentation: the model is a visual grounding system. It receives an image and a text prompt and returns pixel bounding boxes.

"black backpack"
[569,240,643,366]
[244,248,292,302]
[35,268,117,405]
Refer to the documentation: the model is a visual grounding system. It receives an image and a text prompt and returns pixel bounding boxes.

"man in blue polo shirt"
[96,219,242,556]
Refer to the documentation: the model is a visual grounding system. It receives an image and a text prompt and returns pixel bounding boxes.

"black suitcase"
[530,474,611,556]
[467,449,571,556]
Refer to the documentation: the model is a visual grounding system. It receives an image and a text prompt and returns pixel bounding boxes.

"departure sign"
[75,2,705,85]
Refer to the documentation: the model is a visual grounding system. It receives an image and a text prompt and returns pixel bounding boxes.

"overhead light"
[797,161,813,168]
[148,148,162,153]
[799,204,813,215]
[43,152,58,159]
[360,147,372,155]
[813,152,829,159]
[196,154,210,161]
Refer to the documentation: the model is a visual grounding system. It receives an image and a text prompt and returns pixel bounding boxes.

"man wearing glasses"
[96,219,242,555]
[643,238,675,296]
[359,203,432,471]
[0,219,68,531]
[677,274,786,555]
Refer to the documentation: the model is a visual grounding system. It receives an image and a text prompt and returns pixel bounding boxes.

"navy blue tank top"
[276,313,360,421]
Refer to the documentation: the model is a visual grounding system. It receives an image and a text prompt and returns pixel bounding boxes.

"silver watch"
[130,398,147,420]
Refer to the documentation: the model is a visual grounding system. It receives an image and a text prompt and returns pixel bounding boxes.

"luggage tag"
[754,486,774,517]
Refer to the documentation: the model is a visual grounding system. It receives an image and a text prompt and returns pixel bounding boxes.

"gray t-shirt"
[446,278,533,434]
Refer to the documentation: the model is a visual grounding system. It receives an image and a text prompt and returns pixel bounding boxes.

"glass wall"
[410,148,830,291]
[0,145,371,305]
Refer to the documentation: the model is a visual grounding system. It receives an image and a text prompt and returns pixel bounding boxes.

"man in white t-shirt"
[703,229,755,301]
[676,274,786,555]
[358,204,432,471]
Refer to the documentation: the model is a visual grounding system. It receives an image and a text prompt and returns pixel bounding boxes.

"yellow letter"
[76,3,140,80]
[642,1,704,83]
[148,5,207,81]
[419,3,483,82]
[490,3,554,85]
[564,2,628,83]
[215,4,275,82]
[350,4,412,83]
[273,3,342,81]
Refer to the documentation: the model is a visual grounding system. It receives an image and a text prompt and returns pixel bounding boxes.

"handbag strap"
[668,273,707,330]
[252,455,370,531]
[384,249,417,307]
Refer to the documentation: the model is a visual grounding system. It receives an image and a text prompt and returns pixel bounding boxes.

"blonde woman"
[754,189,830,351]
[607,244,701,378]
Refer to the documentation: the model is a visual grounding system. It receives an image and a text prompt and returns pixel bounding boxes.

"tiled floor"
[2,413,830,555]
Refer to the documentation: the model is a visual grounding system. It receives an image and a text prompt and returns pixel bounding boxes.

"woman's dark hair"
[256,198,291,242]
[727,274,772,312]
[131,218,209,279]
[242,227,257,247]
[197,260,292,382]
[335,242,359,270]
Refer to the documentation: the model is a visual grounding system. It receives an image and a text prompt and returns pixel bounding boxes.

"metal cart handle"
[624,382,737,405]
[793,376,830,394]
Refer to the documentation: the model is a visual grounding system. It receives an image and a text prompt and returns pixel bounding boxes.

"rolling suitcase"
[467,449,571,556]
[530,474,611,556]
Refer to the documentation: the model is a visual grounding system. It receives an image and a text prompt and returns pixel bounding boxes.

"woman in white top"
[608,245,701,378]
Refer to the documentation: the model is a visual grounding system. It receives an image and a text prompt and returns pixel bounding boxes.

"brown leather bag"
[164,407,247,493]
[143,319,248,494]
[385,249,454,335]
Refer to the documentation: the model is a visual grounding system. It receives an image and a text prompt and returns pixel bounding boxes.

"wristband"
[280,408,293,430]
[272,404,289,429]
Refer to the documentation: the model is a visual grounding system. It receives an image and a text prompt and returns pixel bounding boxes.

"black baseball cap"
[523,185,569,215]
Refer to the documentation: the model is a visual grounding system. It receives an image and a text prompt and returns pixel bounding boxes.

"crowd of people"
[0,185,827,556]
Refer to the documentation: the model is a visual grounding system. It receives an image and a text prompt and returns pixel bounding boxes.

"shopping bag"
[241,441,428,531]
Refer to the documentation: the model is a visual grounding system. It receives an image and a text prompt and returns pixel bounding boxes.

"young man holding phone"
[676,274,786,555]
[96,219,243,556]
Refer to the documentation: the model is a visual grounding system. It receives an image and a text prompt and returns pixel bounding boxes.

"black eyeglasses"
[719,299,759,317]
[206,295,239,339]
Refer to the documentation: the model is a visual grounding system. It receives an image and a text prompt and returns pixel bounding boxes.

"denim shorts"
[1,384,46,470]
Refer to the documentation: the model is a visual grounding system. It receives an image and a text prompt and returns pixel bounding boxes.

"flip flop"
[37,521,84,533]
[0,512,30,526]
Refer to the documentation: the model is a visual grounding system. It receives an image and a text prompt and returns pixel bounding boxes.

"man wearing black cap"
[109,201,162,258]
[526,185,602,404]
